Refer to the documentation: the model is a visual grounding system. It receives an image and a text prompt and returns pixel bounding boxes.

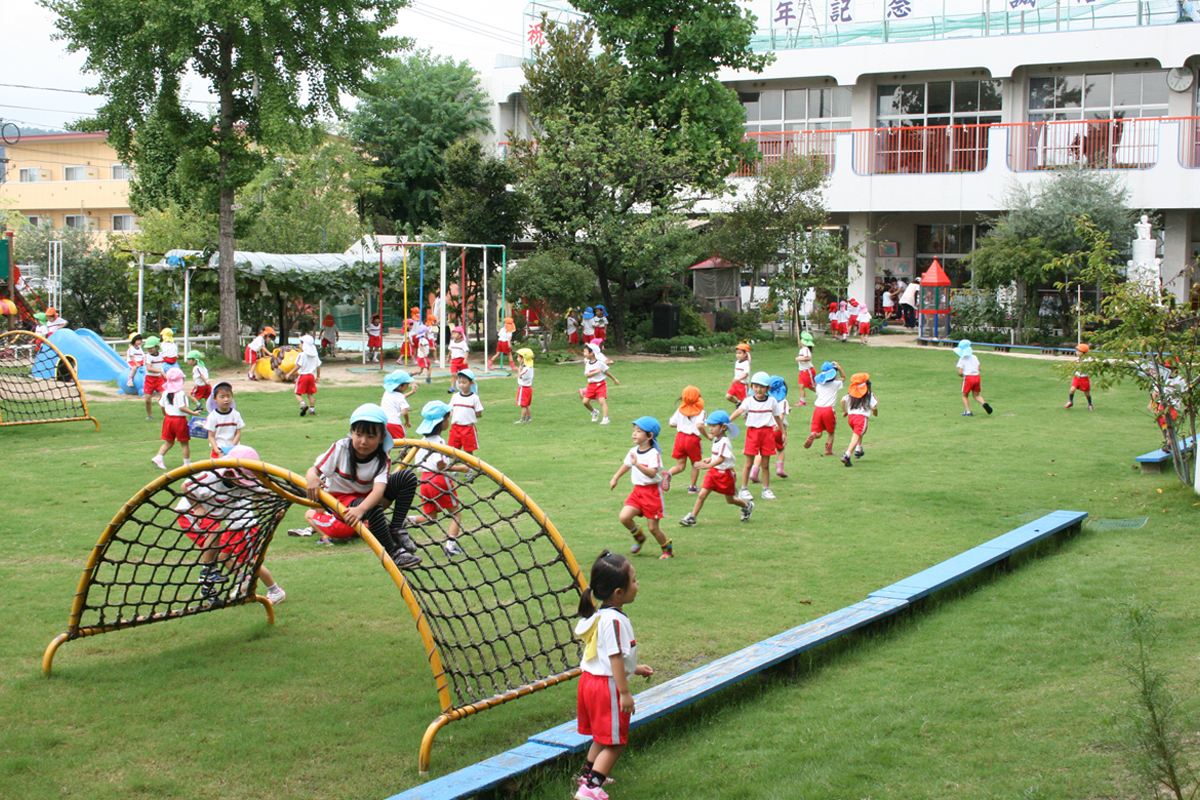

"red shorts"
[671,432,702,463]
[161,415,190,442]
[191,384,212,400]
[847,414,869,436]
[811,406,837,434]
[582,334,594,344]
[727,382,747,402]
[447,423,479,452]
[859,322,871,335]
[420,472,459,516]
[743,426,778,457]
[624,483,664,519]
[450,357,467,374]
[496,341,512,354]
[516,385,532,407]
[569,333,580,344]
[584,381,607,400]
[180,516,255,565]
[962,375,982,394]
[797,368,815,390]
[416,356,430,369]
[387,422,406,442]
[594,329,606,342]
[295,373,317,396]
[244,346,257,364]
[848,316,858,329]
[368,335,382,348]
[143,374,165,395]
[702,468,736,496]
[1071,376,1091,392]
[310,491,370,539]
[163,357,178,366]
[577,671,628,746]
[773,427,785,449]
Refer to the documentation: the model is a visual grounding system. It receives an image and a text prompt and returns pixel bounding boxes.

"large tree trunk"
[216,27,239,359]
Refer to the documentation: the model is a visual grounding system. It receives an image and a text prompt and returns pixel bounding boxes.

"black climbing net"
[0,330,96,429]
[66,460,297,640]
[395,441,585,712]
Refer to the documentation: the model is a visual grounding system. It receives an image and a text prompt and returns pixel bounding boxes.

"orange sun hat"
[847,372,871,398]
[735,343,751,353]
[679,385,704,416]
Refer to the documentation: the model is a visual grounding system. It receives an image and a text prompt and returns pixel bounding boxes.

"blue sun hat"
[583,307,595,320]
[953,339,973,358]
[456,368,478,395]
[768,375,788,402]
[595,305,606,315]
[416,400,452,435]
[632,415,662,452]
[384,370,414,392]
[350,403,394,452]
[705,409,739,439]
[815,361,838,384]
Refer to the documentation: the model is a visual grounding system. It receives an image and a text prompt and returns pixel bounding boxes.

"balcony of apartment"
[736,116,1200,212]
[1,176,131,213]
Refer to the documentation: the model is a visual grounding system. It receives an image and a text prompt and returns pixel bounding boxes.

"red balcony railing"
[852,123,994,175]
[1007,117,1162,170]
[736,130,836,177]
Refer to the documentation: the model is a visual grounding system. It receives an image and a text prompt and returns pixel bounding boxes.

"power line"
[410,1,523,40]
[0,103,98,117]
[0,82,218,107]
[406,6,524,47]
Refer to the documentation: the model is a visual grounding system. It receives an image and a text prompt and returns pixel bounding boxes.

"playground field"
[1,338,1196,799]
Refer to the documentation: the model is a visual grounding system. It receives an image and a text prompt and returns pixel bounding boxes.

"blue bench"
[386,510,1087,800]
[1135,437,1195,474]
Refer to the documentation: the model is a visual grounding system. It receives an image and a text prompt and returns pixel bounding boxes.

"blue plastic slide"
[35,329,139,392]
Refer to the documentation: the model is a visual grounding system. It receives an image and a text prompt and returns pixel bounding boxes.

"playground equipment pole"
[183,266,191,355]
[136,253,144,336]
[403,248,409,366]
[439,245,447,369]
[482,247,490,370]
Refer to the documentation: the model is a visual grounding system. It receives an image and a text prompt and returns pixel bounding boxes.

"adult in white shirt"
[899,279,920,328]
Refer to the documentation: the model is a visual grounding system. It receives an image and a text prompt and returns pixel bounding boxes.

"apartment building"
[0,131,138,235]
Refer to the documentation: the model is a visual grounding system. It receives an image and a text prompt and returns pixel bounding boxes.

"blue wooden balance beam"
[386,509,1087,800]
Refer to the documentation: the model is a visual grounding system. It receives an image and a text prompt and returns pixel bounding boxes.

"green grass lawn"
[1,338,1196,800]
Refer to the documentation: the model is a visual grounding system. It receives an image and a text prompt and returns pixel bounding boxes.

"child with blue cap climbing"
[448,369,484,453]
[410,400,470,556]
[609,416,673,559]
[804,360,845,456]
[678,409,754,527]
[381,369,417,443]
[294,403,422,568]
[954,339,992,416]
[730,372,786,501]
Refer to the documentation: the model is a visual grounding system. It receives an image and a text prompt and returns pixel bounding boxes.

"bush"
[632,329,775,355]
[678,302,710,337]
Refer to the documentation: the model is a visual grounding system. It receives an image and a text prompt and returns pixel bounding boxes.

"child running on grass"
[152,368,203,470]
[678,410,753,526]
[287,334,321,416]
[142,335,166,420]
[664,386,708,494]
[610,417,673,560]
[448,369,484,454]
[514,348,535,424]
[410,400,469,557]
[205,381,244,458]
[804,361,845,456]
[795,331,815,407]
[1065,343,1093,410]
[731,372,786,501]
[954,339,993,417]
[573,550,654,800]
[582,342,613,425]
[857,304,873,345]
[726,343,752,405]
[186,350,210,411]
[290,404,422,568]
[839,373,878,467]
[381,369,416,443]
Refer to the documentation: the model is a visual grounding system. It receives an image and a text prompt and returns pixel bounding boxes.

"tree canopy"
[47,0,408,356]
[347,50,493,234]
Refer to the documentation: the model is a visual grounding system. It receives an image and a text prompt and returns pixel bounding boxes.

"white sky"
[0,0,537,133]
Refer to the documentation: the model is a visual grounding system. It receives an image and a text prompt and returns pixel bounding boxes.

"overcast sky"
[0,0,537,134]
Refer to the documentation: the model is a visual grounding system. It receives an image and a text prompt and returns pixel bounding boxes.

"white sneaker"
[600,417,610,425]
[591,409,600,423]
[761,488,777,500]
[737,487,753,501]
[679,513,697,527]
[151,455,166,470]
[287,527,313,537]
[266,586,287,604]
[443,539,465,556]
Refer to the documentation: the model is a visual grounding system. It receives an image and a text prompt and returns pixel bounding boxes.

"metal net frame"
[0,330,99,430]
[42,447,588,773]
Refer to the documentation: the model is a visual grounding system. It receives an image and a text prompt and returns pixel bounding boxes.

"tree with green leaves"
[347,50,492,235]
[47,0,408,357]
[505,250,597,328]
[571,0,772,191]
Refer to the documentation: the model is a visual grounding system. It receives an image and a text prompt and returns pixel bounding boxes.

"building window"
[64,215,90,230]
[112,214,138,232]
[64,166,92,181]
[1028,70,1169,121]
[111,164,132,180]
[19,167,47,182]
[877,80,1003,127]
[742,87,852,133]
[915,224,991,288]
[25,216,41,227]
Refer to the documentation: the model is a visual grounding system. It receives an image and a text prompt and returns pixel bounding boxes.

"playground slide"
[37,329,131,386]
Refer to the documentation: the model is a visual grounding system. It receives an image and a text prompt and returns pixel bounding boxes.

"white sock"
[183,459,191,467]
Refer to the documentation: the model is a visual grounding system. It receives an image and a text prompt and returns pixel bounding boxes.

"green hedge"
[633,330,774,355]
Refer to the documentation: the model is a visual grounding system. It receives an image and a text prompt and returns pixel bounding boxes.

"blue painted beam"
[382,743,571,800]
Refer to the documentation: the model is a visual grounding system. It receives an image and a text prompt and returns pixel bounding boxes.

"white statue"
[1135,214,1152,240]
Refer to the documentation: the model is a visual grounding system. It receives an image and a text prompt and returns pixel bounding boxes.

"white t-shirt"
[366,322,382,337]
[145,351,165,376]
[381,391,410,426]
[882,291,894,308]
[623,445,662,486]
[566,317,578,335]
[814,378,843,408]
[34,323,49,337]
[497,328,512,344]
[582,317,595,336]
[192,363,210,386]
[595,315,608,330]
[312,438,390,496]
[585,359,608,384]
[449,339,469,360]
[709,436,735,471]
[796,347,813,371]
[205,408,245,449]
[160,341,179,361]
[126,344,145,368]
[843,393,879,417]
[857,307,872,323]
[836,308,849,324]
[733,358,750,383]
[417,337,432,359]
[900,283,919,306]
[174,471,257,530]
[296,350,321,376]
[160,390,189,417]
[450,392,484,426]
[247,335,265,353]
[957,354,981,376]
[738,395,783,429]
[669,409,706,436]
[416,435,449,472]
[46,316,67,334]
[320,323,338,344]
[576,607,637,678]
[517,365,534,388]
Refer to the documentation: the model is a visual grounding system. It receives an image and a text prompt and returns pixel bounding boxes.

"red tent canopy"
[920,258,951,286]
[690,257,740,270]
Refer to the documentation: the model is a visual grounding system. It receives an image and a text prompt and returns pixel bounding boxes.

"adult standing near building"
[899,279,920,329]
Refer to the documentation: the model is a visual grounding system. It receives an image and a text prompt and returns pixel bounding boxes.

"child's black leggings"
[346,469,419,553]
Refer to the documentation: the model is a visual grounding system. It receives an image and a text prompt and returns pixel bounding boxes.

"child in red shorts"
[186,350,210,411]
[448,369,484,453]
[381,369,416,443]
[142,335,166,421]
[795,331,816,406]
[664,385,708,494]
[448,326,470,375]
[804,360,845,456]
[151,368,203,471]
[678,410,753,526]
[725,343,751,405]
[573,551,654,800]
[515,348,535,424]
[1065,343,1093,410]
[610,416,673,559]
[286,334,322,416]
[730,372,785,501]
[954,339,993,417]
[410,400,468,557]
[839,373,878,467]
